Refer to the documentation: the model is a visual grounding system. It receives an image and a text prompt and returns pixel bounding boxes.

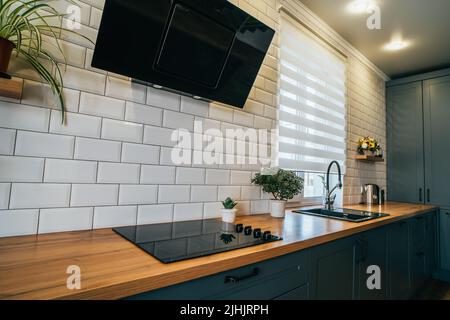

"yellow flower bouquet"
[357,137,382,156]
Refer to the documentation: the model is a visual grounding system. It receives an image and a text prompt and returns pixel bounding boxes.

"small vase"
[270,200,286,218]
[0,37,15,79]
[221,208,237,223]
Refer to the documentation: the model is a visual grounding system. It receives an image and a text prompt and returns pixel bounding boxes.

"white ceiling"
[299,0,450,78]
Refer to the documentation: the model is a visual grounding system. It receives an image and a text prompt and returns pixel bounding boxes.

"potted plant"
[357,137,382,157]
[0,0,92,123]
[221,197,238,223]
[252,168,304,218]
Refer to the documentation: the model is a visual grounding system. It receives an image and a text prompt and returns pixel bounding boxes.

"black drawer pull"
[427,189,431,203]
[419,188,423,202]
[225,268,260,284]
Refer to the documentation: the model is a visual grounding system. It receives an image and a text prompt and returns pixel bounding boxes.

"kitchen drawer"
[274,284,309,300]
[440,208,450,271]
[127,249,309,300]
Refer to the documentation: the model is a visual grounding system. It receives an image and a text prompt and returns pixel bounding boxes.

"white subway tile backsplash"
[236,201,251,216]
[79,92,125,119]
[97,163,140,184]
[44,159,97,183]
[176,167,205,185]
[191,186,217,202]
[158,185,190,203]
[0,183,11,209]
[38,207,94,234]
[121,143,159,165]
[61,18,98,49]
[233,110,254,127]
[209,103,234,122]
[90,6,103,28]
[74,137,121,162]
[173,203,204,221]
[163,110,194,131]
[50,110,102,138]
[218,186,241,201]
[101,118,143,143]
[105,76,146,103]
[61,65,106,94]
[160,147,192,167]
[230,171,252,185]
[0,102,50,132]
[21,80,80,112]
[15,131,75,159]
[203,202,222,219]
[125,102,163,126]
[93,206,137,228]
[147,87,180,111]
[143,126,178,147]
[241,186,261,200]
[206,169,230,185]
[180,97,209,117]
[119,185,157,205]
[0,156,44,183]
[0,210,39,237]
[10,184,71,209]
[141,165,175,184]
[71,184,118,207]
[0,128,16,155]
[137,204,173,224]
[250,200,269,214]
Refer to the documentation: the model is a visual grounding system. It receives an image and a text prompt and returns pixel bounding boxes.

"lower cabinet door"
[424,211,437,276]
[355,228,388,300]
[410,216,427,292]
[388,220,411,299]
[309,236,357,300]
[440,209,450,271]
[274,284,309,300]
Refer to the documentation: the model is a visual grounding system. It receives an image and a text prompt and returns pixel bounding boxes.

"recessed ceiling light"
[347,0,374,14]
[193,96,202,100]
[153,85,163,89]
[384,39,409,51]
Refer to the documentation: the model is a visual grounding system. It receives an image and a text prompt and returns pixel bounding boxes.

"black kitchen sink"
[292,208,389,223]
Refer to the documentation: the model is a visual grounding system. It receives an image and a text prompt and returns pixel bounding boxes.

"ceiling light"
[384,39,409,51]
[153,85,163,89]
[347,0,374,14]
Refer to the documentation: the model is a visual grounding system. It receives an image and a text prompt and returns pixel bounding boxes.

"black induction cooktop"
[113,219,283,263]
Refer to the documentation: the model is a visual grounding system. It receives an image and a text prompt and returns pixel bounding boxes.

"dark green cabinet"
[410,216,428,293]
[440,209,450,271]
[387,81,425,204]
[309,236,357,300]
[388,220,411,299]
[355,228,388,300]
[387,69,450,276]
[423,76,450,207]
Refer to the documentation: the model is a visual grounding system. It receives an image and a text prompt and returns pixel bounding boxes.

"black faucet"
[325,161,343,210]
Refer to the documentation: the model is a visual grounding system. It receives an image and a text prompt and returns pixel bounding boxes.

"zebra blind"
[278,14,347,174]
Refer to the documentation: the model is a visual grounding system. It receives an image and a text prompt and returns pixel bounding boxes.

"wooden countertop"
[0,202,437,300]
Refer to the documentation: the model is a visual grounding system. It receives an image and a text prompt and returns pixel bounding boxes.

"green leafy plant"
[221,197,237,209]
[0,0,93,123]
[252,169,304,201]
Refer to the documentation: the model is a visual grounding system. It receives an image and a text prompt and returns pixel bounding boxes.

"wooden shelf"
[0,77,23,100]
[355,155,385,162]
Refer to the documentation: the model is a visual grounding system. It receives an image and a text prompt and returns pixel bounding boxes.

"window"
[278,14,347,201]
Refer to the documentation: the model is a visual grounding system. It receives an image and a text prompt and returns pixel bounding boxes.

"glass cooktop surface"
[113,219,283,263]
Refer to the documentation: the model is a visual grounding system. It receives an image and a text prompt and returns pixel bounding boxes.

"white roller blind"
[278,14,347,174]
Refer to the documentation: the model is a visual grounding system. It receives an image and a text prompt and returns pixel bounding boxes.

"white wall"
[0,0,387,237]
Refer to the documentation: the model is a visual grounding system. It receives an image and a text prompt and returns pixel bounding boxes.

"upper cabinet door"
[423,76,450,207]
[387,82,425,203]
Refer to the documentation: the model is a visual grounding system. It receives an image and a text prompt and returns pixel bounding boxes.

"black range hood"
[92,0,275,108]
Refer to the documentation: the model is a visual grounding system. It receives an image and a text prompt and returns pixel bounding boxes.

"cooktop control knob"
[235,224,244,233]
[253,228,262,238]
[244,226,252,235]
[263,231,272,241]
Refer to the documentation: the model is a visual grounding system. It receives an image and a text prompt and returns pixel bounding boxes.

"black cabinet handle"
[225,268,259,284]
[419,188,423,202]
[427,189,431,203]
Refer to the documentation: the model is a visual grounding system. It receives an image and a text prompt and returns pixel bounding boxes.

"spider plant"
[0,0,93,123]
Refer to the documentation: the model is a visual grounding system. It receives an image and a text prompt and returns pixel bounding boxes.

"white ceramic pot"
[221,208,237,223]
[271,200,287,218]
